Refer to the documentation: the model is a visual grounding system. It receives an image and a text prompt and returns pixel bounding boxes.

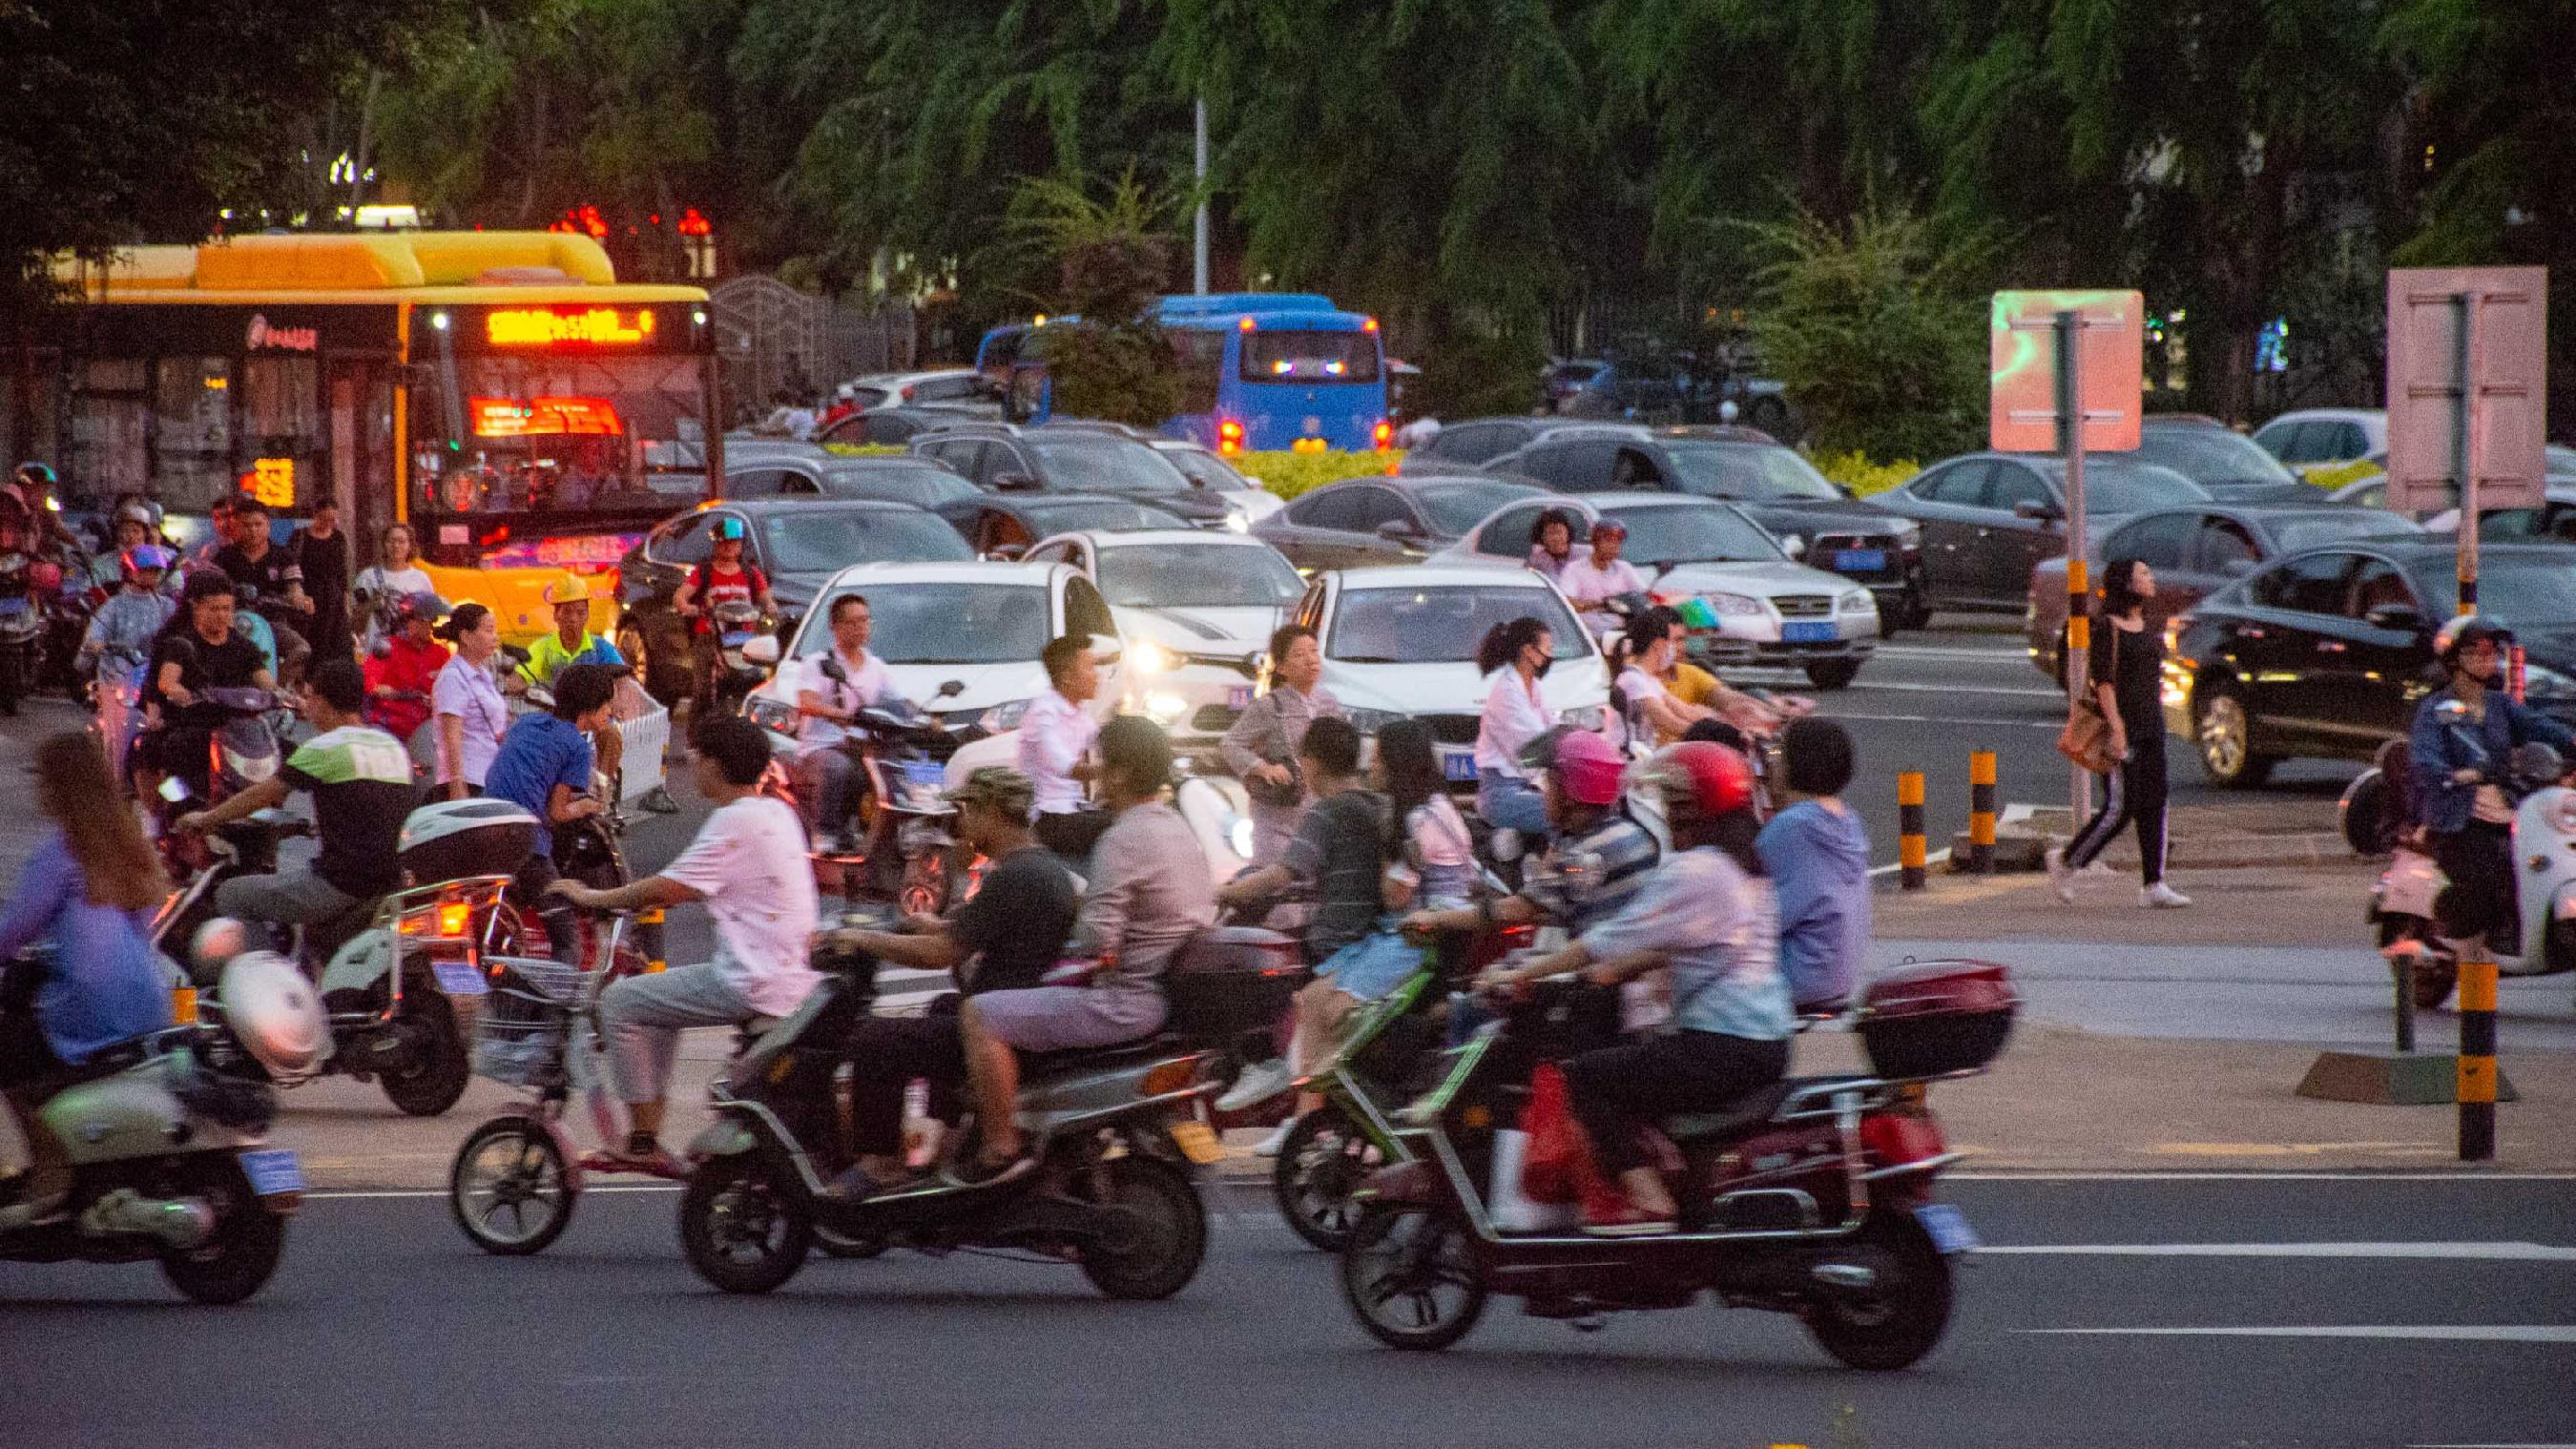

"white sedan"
[1021,528,1305,752]
[742,560,1128,785]
[1288,565,1612,788]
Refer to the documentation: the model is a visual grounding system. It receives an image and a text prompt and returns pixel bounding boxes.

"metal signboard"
[1989,290,2145,453]
[2385,267,2547,516]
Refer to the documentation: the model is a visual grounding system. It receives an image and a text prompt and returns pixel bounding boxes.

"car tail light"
[1217,419,1244,456]
[900,385,915,401]
[1372,420,1394,450]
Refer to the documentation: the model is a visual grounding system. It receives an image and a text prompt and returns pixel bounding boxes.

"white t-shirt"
[1558,555,1647,613]
[431,653,510,787]
[1616,665,1671,747]
[1473,670,1553,776]
[1019,689,1101,815]
[791,648,901,750]
[354,565,434,649]
[659,795,822,1017]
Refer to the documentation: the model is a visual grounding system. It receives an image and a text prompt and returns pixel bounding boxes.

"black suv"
[1483,426,1930,631]
[908,422,1234,528]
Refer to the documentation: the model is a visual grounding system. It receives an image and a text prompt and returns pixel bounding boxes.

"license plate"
[897,759,947,792]
[429,959,488,997]
[1782,621,1839,643]
[239,1148,304,1196]
[1169,1119,1226,1165]
[1440,748,1479,783]
[1226,685,1254,710]
[1915,1203,1979,1254]
[1834,549,1887,572]
[0,597,27,616]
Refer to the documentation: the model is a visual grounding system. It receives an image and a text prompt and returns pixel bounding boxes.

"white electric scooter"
[2370,739,2576,1008]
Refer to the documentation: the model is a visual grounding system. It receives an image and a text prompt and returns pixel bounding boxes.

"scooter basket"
[1161,926,1305,1045]
[1855,960,2018,1078]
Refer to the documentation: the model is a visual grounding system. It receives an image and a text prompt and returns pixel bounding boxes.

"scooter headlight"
[224,745,278,783]
[1229,817,1256,860]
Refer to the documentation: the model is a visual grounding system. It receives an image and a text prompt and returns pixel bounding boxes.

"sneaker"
[2141,882,2193,909]
[1250,1119,1297,1158]
[1580,1201,1678,1237]
[1215,1057,1295,1113]
[944,1153,1035,1189]
[2044,846,2076,904]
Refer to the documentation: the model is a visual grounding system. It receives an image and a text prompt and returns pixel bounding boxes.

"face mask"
[1530,652,1554,679]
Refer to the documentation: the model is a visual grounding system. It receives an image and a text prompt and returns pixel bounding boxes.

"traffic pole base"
[2295,1050,2520,1106]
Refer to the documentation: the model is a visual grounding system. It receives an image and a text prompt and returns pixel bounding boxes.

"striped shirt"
[1521,810,1660,932]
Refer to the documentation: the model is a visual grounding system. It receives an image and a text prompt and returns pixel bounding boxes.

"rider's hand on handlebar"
[2453,767,2484,785]
[1251,762,1294,788]
[173,811,210,836]
[163,682,195,709]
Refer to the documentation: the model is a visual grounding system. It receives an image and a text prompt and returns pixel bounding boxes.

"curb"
[1945,827,2359,873]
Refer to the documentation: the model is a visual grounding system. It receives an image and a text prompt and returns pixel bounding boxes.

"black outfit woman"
[2063,570,2170,887]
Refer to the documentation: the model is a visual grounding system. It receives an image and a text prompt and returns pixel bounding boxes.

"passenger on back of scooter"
[483,663,621,963]
[363,591,447,749]
[789,592,911,857]
[1481,741,1792,1235]
[80,545,177,792]
[2406,616,2576,960]
[0,734,174,1227]
[174,659,417,960]
[143,571,277,801]
[1022,633,1110,862]
[549,714,820,1179]
[823,766,1078,1199]
[1404,726,1659,942]
[958,717,1215,1183]
[1756,718,1869,1013]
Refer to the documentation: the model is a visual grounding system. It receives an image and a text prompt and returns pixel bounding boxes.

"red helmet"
[1638,740,1755,824]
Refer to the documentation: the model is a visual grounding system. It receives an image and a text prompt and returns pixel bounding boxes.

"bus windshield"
[1240,330,1380,383]
[414,353,706,522]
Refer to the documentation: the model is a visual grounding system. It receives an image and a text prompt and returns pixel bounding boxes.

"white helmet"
[217,950,331,1082]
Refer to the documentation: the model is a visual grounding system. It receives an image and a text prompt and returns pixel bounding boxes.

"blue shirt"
[0,832,173,1063]
[2408,686,2576,835]
[483,712,595,855]
[84,590,177,684]
[1756,800,1872,1009]
[1580,847,1791,1041]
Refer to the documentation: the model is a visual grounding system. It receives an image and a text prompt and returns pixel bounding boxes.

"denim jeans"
[1475,769,1549,836]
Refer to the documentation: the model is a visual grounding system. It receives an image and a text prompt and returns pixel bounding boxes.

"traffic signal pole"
[2057,309,2090,824]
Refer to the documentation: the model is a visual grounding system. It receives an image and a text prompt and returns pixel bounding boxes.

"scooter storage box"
[397,798,539,886]
[1162,927,1305,1043]
[1856,960,2017,1078]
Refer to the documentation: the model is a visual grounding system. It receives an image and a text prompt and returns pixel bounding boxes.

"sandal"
[577,1147,693,1181]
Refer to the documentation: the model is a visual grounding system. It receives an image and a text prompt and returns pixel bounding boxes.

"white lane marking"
[1840,713,2061,729]
[1877,644,2034,660]
[1980,1241,2576,1261]
[2023,1326,2576,1343]
[1853,679,2067,699]
[306,1185,680,1201]
[2411,1442,2576,1447]
[1868,846,1954,879]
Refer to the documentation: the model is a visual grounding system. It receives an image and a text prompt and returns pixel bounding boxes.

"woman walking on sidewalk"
[2051,559,2190,908]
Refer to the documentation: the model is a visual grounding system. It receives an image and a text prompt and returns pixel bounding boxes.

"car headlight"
[1223,509,1252,534]
[1839,590,1876,614]
[1701,592,1762,617]
[2522,664,2573,701]
[1344,707,1407,735]
[1778,532,1805,554]
[1142,691,1190,723]
[1130,639,1179,674]
[1558,705,1607,732]
[977,697,1035,732]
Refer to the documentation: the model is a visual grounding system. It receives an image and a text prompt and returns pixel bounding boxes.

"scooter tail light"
[1859,1106,1944,1168]
[1141,1058,1200,1097]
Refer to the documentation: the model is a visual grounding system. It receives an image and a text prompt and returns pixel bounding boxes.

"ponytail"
[1478,614,1548,675]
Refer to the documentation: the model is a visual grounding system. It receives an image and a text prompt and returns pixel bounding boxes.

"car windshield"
[2411,558,2576,627]
[1096,544,1304,608]
[1661,442,1842,501]
[1025,438,1192,494]
[761,510,972,575]
[1415,481,1539,535]
[1159,448,1255,492]
[2056,460,2210,512]
[1019,500,1190,533]
[818,464,980,507]
[2133,427,2298,487]
[800,583,1049,665]
[1239,329,1381,383]
[2270,513,2416,553]
[1330,585,1585,665]
[1593,505,1783,565]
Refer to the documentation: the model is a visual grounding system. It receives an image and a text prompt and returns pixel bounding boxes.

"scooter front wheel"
[449,1114,577,1255]
[1273,1104,1383,1252]
[1340,1203,1485,1351]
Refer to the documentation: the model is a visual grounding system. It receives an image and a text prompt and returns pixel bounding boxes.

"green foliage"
[1743,201,1991,461]
[1008,170,1182,429]
[1807,450,1922,498]
[1234,450,1398,502]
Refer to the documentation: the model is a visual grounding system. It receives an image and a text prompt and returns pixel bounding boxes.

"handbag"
[1519,1063,1597,1207]
[2054,624,2121,775]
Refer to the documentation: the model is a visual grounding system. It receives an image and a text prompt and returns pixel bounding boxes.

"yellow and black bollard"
[1967,752,1997,874]
[2458,953,2498,1160]
[1898,772,1928,890]
[641,906,669,973]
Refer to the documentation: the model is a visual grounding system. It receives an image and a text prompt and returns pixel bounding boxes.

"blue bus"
[975,293,1390,455]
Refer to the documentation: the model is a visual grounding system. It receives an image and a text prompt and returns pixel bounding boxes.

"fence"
[709,275,916,422]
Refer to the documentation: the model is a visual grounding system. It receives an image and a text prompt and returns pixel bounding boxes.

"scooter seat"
[1018,1035,1187,1078]
[1659,1082,1795,1145]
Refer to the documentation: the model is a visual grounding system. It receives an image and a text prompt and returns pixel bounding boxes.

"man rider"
[1405,725,1660,941]
[80,544,177,792]
[670,515,774,713]
[210,501,313,681]
[145,570,278,799]
[519,575,626,690]
[2405,616,2576,958]
[821,767,1078,1198]
[1021,633,1109,860]
[483,663,620,963]
[551,714,820,1178]
[176,658,417,959]
[790,592,910,858]
[956,717,1215,1182]
[1555,516,1647,638]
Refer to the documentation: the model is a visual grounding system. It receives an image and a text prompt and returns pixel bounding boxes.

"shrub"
[1232,449,1402,501]
[819,443,906,458]
[1807,449,1921,498]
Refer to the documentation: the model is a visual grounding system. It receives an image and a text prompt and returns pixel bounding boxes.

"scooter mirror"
[157,775,193,804]
[742,634,780,667]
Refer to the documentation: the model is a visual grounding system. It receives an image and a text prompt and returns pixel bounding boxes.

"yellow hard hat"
[541,576,593,607]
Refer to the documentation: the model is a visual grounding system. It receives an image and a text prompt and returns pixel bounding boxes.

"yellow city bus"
[19,230,721,641]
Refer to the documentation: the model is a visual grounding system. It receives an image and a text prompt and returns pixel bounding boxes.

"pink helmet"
[1528,726,1626,806]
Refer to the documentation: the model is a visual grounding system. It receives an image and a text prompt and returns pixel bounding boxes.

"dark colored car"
[616,499,972,702]
[724,455,985,511]
[2025,504,2424,681]
[1874,453,2212,612]
[931,492,1193,558]
[813,406,986,447]
[2164,542,2576,786]
[1251,475,1546,573]
[1399,417,1646,473]
[910,423,1233,528]
[1481,428,1931,631]
[2128,417,2309,495]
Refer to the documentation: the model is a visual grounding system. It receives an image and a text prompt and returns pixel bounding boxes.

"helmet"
[392,590,449,627]
[1636,740,1755,824]
[540,575,592,606]
[113,496,161,530]
[121,544,174,577]
[2433,613,2514,666]
[1519,725,1626,806]
[12,462,55,490]
[711,515,747,542]
[216,950,331,1083]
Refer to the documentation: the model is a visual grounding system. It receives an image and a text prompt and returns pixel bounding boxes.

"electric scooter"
[2370,740,2576,1007]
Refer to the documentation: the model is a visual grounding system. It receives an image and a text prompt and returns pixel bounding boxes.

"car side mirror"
[2012,500,2064,523]
[742,634,780,667]
[1375,518,1421,541]
[993,472,1040,492]
[1781,536,1807,560]
[2363,603,2426,633]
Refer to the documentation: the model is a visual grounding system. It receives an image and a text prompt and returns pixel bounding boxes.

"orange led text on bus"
[484,307,657,347]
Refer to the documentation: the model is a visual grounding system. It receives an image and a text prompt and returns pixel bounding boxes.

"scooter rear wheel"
[1340,1203,1485,1351]
[1802,1209,1954,1370]
[380,992,471,1117]
[158,1167,288,1306]
[1078,1155,1208,1300]
[449,1115,576,1255]
[678,1153,812,1294]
